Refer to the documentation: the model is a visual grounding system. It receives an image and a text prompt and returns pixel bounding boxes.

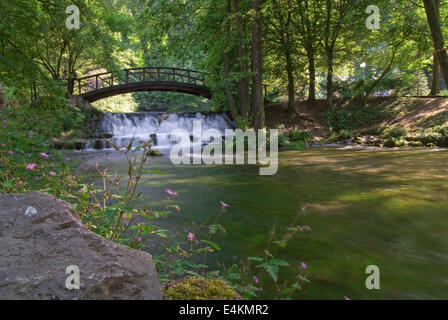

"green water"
[79,148,448,300]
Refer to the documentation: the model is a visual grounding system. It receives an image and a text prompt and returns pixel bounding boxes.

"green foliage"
[92,94,139,113]
[381,126,409,140]
[278,128,313,150]
[324,103,394,132]
[384,138,408,148]
[360,126,387,136]
[409,124,448,147]
[0,100,86,200]
[288,130,313,143]
[220,213,311,300]
[134,92,215,113]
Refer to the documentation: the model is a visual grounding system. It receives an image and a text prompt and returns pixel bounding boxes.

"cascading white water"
[87,112,234,151]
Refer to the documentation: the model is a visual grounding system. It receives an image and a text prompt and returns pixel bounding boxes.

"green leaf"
[264,264,279,282]
[228,272,242,281]
[248,256,264,262]
[269,258,289,267]
[273,239,287,248]
[298,275,311,284]
[201,240,221,251]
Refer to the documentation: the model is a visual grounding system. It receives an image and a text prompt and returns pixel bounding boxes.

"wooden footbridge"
[73,67,212,102]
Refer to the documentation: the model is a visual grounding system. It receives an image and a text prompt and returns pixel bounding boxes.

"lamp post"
[360,62,367,97]
[360,62,366,81]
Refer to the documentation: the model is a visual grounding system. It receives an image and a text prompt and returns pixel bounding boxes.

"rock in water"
[0,192,162,300]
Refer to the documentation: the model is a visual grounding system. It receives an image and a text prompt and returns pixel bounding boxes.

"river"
[75,112,448,300]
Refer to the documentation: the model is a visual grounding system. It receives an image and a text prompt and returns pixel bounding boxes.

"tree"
[265,0,296,115]
[320,0,358,106]
[423,0,448,88]
[233,0,251,119]
[251,0,265,129]
[430,0,441,95]
[293,0,320,103]
[224,0,239,122]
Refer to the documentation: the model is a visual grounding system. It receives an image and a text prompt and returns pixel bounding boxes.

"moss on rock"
[163,276,238,300]
[146,149,162,156]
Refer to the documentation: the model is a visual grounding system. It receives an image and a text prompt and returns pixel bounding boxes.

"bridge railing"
[73,67,206,95]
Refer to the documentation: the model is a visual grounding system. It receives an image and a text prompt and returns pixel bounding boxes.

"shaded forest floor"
[265,100,329,137]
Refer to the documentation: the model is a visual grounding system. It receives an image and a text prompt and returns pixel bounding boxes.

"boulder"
[0,192,162,300]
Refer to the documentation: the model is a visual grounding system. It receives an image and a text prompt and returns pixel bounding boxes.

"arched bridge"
[73,67,212,102]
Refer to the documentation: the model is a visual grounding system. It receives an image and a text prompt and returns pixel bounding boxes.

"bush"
[0,99,88,199]
[381,126,408,139]
[337,130,355,140]
[384,138,407,148]
[361,126,387,136]
[324,104,394,131]
[288,130,313,142]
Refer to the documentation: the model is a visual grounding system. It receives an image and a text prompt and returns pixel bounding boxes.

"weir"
[88,112,234,151]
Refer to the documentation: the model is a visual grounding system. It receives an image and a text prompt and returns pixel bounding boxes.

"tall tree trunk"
[324,0,334,106]
[225,0,239,123]
[285,48,295,115]
[233,0,251,119]
[423,0,448,87]
[430,0,441,95]
[307,46,316,103]
[431,52,441,95]
[251,0,264,129]
[326,52,334,105]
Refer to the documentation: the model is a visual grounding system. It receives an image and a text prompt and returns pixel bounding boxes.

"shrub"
[337,130,355,140]
[384,138,407,148]
[288,130,313,142]
[381,126,408,139]
[324,104,394,131]
[361,126,387,136]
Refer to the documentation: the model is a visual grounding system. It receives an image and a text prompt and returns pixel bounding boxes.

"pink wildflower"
[344,296,350,300]
[300,262,307,270]
[40,152,48,158]
[165,189,178,196]
[8,150,14,155]
[187,232,195,242]
[220,201,230,207]
[49,171,56,176]
[26,163,37,170]
[253,276,259,284]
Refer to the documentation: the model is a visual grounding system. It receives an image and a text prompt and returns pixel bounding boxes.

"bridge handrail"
[74,67,205,81]
[73,67,208,96]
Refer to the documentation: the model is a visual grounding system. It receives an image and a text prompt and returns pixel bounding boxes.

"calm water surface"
[78,148,448,299]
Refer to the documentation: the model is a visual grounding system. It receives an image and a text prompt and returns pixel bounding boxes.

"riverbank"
[266,97,448,148]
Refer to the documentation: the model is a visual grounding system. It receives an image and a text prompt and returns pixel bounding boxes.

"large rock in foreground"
[0,192,162,300]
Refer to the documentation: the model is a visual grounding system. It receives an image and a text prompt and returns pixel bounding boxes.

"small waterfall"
[86,112,234,151]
